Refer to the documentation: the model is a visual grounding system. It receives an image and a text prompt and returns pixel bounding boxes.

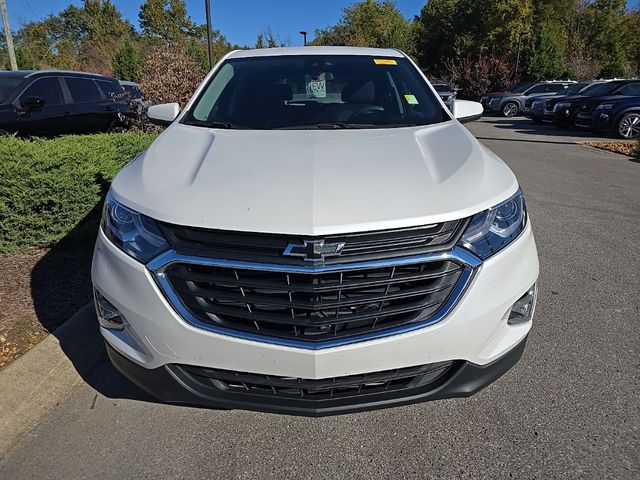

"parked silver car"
[481,81,575,117]
[432,82,455,113]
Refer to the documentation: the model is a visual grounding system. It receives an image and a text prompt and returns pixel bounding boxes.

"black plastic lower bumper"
[106,336,528,416]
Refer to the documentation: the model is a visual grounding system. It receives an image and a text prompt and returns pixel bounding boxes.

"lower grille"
[174,361,457,400]
[160,258,465,343]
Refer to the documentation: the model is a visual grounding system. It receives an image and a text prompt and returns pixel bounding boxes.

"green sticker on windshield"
[404,94,419,105]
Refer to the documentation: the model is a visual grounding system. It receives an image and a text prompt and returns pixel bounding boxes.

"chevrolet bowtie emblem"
[283,240,346,262]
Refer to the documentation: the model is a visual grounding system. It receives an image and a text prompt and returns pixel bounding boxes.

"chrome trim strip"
[147,247,482,350]
[147,245,482,273]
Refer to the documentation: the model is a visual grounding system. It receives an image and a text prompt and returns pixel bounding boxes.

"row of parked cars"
[0,70,145,136]
[481,79,640,139]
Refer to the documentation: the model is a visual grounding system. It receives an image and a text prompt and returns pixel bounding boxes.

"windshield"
[507,83,534,93]
[0,77,24,103]
[182,55,448,130]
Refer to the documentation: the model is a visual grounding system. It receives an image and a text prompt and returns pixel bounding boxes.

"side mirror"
[19,96,45,110]
[454,100,483,123]
[147,103,180,126]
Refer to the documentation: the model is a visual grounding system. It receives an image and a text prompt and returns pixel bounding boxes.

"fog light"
[94,290,126,330]
[508,284,537,325]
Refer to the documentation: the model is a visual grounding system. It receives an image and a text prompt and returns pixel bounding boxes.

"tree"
[415,0,532,75]
[525,1,573,80]
[585,0,629,77]
[139,0,194,42]
[313,0,414,55]
[255,33,265,49]
[112,40,143,81]
[13,1,134,74]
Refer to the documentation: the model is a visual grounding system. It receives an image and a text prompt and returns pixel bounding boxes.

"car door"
[13,77,73,136]
[63,77,116,133]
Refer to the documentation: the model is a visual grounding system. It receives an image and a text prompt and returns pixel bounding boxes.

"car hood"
[111,121,518,236]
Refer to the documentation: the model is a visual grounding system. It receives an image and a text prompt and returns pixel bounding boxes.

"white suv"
[92,47,539,416]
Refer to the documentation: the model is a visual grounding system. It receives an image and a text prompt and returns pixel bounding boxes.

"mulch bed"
[0,239,95,369]
[582,140,640,158]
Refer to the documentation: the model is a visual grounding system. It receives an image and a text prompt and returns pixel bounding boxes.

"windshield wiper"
[316,122,357,129]
[183,120,250,129]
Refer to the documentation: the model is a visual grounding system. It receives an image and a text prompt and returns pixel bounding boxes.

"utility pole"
[515,33,527,77]
[205,0,214,69]
[0,0,17,71]
[299,31,308,46]
[204,0,213,68]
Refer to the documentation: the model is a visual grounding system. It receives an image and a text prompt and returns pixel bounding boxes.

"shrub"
[140,42,207,107]
[634,141,640,160]
[445,53,515,100]
[0,133,156,253]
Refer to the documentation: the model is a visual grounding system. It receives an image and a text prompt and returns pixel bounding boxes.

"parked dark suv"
[572,82,640,136]
[587,94,640,139]
[551,80,640,128]
[0,70,132,136]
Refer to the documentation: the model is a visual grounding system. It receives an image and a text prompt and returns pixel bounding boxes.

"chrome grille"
[161,259,464,343]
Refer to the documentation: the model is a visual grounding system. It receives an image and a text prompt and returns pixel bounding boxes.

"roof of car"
[226,46,405,59]
[0,70,34,79]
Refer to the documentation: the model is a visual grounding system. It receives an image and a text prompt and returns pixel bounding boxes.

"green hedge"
[0,133,156,253]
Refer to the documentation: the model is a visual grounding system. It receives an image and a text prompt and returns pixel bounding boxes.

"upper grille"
[159,220,466,266]
[161,258,465,343]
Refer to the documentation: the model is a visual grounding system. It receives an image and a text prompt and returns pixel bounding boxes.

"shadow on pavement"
[480,115,611,140]
[30,175,157,404]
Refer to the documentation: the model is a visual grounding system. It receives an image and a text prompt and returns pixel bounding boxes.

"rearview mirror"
[147,103,180,126]
[454,100,483,123]
[19,96,45,110]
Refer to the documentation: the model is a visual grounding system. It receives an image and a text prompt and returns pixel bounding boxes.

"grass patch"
[0,133,156,253]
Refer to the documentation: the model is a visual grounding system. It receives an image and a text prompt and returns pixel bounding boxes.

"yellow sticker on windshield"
[404,94,419,105]
[374,58,397,65]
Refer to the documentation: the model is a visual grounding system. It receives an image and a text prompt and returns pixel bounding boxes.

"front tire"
[502,102,519,118]
[616,112,640,139]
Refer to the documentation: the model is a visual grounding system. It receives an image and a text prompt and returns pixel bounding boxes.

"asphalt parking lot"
[1,117,638,479]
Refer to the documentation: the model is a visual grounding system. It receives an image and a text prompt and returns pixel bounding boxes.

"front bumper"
[92,223,539,414]
[106,335,528,416]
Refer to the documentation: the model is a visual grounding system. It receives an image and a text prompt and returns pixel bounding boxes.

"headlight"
[554,102,571,111]
[458,190,527,260]
[595,103,613,110]
[101,193,169,263]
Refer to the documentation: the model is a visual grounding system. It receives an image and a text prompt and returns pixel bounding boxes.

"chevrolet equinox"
[92,47,539,416]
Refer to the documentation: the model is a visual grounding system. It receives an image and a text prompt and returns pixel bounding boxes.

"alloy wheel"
[503,103,518,117]
[618,113,640,139]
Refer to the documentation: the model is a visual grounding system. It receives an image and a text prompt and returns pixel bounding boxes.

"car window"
[508,83,534,93]
[0,77,24,103]
[546,84,566,93]
[65,78,103,103]
[526,85,548,94]
[183,55,448,130]
[97,80,123,100]
[617,83,640,96]
[20,77,64,106]
[585,82,620,97]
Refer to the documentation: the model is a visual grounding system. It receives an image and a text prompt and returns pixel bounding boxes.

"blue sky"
[6,0,640,47]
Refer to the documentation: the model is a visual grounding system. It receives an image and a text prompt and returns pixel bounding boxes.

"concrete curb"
[0,303,102,458]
